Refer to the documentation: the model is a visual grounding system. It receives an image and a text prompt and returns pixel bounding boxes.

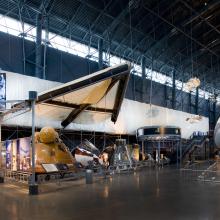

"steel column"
[189,91,192,113]
[158,142,160,165]
[31,98,36,184]
[195,87,199,115]
[141,56,146,102]
[29,91,38,195]
[98,38,103,70]
[213,98,217,126]
[172,70,176,109]
[164,83,168,107]
[43,17,49,79]
[35,13,42,78]
[0,117,3,183]
[142,141,145,160]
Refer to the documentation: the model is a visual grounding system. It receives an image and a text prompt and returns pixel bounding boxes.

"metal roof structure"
[0,0,219,94]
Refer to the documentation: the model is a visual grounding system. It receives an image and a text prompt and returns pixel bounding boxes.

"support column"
[213,97,217,127]
[158,142,161,165]
[189,91,192,113]
[208,96,217,130]
[164,84,168,107]
[142,141,145,160]
[195,87,199,115]
[35,13,42,78]
[207,98,212,129]
[180,140,182,167]
[29,91,38,195]
[98,38,103,70]
[43,17,49,80]
[0,119,3,183]
[172,70,176,109]
[141,56,146,102]
[213,94,217,126]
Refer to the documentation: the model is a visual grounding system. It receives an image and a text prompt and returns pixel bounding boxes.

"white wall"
[6,71,60,101]
[3,71,209,139]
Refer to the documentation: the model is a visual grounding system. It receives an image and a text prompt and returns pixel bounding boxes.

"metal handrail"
[182,136,206,159]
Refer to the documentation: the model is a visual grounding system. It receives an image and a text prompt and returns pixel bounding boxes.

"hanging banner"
[12,139,17,171]
[0,73,6,110]
[18,137,31,171]
[5,140,12,169]
[0,142,6,169]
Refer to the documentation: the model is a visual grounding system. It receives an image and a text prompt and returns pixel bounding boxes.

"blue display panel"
[0,73,5,110]
[5,140,12,169]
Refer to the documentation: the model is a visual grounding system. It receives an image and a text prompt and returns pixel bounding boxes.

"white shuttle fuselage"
[214,118,220,147]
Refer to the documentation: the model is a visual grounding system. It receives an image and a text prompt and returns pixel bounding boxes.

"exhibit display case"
[0,127,77,174]
[2,137,31,172]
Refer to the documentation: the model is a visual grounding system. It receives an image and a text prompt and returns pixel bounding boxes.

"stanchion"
[85,169,93,184]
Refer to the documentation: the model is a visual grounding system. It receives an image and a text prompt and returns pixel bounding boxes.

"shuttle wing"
[3,64,130,128]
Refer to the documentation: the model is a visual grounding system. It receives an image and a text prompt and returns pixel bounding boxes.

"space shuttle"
[214,118,220,147]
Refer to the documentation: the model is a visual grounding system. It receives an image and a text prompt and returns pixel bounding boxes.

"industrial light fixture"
[186,11,201,92]
[185,77,200,91]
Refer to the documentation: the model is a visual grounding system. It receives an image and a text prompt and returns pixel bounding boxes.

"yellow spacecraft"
[34,127,77,173]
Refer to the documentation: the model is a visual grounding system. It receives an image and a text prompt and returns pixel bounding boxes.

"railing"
[180,160,220,183]
[36,171,85,184]
[181,168,220,183]
[108,160,154,173]
[4,170,31,183]
[1,160,154,184]
[181,135,207,161]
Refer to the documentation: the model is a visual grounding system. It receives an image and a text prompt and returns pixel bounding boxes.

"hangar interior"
[0,0,220,219]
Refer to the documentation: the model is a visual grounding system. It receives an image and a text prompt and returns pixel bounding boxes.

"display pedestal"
[29,184,38,195]
[0,176,4,183]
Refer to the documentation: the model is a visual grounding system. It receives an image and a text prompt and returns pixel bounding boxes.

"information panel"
[42,164,59,173]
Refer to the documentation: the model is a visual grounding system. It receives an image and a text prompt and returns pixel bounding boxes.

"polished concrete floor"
[1,167,220,220]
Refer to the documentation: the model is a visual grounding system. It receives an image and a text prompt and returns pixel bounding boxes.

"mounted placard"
[42,163,58,173]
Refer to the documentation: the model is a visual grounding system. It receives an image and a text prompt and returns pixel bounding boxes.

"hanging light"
[186,11,201,92]
[185,77,200,91]
[209,93,217,102]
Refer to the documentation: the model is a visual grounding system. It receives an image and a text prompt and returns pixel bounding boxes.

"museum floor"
[1,167,220,220]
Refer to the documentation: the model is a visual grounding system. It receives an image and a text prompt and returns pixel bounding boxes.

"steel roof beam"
[102,4,130,37]
[143,0,219,57]
[82,0,113,41]
[180,0,220,35]
[142,3,219,58]
[48,3,84,41]
[181,0,220,26]
[125,0,179,57]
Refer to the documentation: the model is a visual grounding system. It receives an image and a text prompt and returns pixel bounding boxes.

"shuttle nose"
[214,122,220,147]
